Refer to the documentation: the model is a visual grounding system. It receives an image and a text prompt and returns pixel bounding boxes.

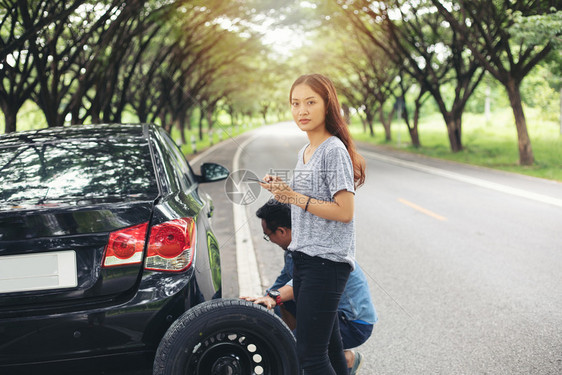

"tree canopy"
[1,0,560,165]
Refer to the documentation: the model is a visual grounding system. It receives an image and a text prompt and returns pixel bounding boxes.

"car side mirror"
[198,162,230,183]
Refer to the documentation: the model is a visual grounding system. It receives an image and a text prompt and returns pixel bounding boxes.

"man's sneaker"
[350,351,364,375]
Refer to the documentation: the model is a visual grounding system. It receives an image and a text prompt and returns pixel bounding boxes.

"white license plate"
[0,251,78,293]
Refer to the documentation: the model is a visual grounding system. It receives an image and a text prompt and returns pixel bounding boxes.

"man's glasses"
[263,228,277,242]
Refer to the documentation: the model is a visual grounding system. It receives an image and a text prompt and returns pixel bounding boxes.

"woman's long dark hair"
[290,74,366,188]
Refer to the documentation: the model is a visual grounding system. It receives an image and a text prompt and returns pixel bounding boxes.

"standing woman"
[261,74,365,375]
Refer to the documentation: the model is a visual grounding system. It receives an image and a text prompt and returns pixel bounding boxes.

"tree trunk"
[261,103,269,125]
[432,92,464,152]
[229,107,235,127]
[367,121,375,137]
[198,109,204,141]
[445,114,463,152]
[70,104,80,125]
[179,118,187,146]
[360,116,367,133]
[91,109,101,124]
[185,109,192,130]
[207,108,214,131]
[0,90,20,133]
[505,77,534,165]
[408,125,421,148]
[402,98,421,148]
[366,111,375,137]
[136,104,147,123]
[161,114,171,132]
[409,109,421,148]
[40,95,61,128]
[112,108,122,124]
[2,108,17,133]
[379,107,392,141]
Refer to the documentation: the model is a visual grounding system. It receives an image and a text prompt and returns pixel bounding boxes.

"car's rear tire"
[153,299,299,375]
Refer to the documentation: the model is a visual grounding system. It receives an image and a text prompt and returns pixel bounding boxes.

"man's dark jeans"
[292,251,351,375]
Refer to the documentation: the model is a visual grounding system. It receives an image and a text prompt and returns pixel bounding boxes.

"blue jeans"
[338,311,374,349]
[292,251,352,375]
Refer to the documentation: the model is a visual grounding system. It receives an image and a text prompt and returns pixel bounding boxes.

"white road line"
[189,141,225,165]
[363,150,562,208]
[232,134,263,297]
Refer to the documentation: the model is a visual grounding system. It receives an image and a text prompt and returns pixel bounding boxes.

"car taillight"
[145,217,196,272]
[103,223,148,267]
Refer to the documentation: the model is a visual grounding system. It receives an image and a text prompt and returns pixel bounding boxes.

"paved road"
[193,123,562,375]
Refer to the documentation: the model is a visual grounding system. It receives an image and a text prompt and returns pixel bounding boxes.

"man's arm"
[241,284,294,310]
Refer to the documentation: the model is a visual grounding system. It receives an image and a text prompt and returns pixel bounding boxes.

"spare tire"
[153,299,299,375]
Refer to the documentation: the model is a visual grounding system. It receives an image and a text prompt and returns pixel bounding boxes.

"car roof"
[0,124,150,148]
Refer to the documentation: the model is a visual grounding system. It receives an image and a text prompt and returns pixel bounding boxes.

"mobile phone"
[246,177,267,184]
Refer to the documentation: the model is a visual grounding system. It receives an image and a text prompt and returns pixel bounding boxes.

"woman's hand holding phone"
[261,174,295,204]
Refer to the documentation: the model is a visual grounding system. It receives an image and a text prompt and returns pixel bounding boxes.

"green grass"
[350,107,562,182]
[172,119,263,159]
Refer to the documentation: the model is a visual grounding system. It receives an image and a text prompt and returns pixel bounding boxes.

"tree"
[325,20,402,140]
[254,59,290,125]
[0,0,85,64]
[0,1,86,132]
[157,3,266,141]
[338,45,398,139]
[0,9,38,133]
[509,9,562,134]
[339,0,485,152]
[80,1,167,125]
[1,0,279,134]
[431,0,557,165]
[27,1,139,128]
[396,71,430,148]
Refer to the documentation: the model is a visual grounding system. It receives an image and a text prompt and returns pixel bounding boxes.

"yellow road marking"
[398,198,448,221]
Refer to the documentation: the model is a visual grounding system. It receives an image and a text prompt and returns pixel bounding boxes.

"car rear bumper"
[0,269,206,372]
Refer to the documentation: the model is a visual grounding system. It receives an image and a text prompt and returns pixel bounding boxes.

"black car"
[0,124,297,375]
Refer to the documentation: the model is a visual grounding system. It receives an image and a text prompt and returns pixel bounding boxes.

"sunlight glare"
[261,26,309,57]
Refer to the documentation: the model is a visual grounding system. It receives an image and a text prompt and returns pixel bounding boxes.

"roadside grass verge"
[350,108,562,182]
[171,120,263,160]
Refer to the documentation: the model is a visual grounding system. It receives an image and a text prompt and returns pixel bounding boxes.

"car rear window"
[0,138,159,208]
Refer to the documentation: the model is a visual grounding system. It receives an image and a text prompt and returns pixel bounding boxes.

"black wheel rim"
[186,330,279,375]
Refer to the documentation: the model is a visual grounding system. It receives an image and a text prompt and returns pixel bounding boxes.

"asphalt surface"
[191,123,562,375]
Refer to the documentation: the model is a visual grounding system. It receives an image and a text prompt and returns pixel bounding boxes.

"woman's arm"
[262,175,354,223]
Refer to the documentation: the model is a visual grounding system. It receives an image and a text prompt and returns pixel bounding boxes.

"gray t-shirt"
[288,136,356,268]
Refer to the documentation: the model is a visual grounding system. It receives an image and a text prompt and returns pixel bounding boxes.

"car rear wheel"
[153,299,299,375]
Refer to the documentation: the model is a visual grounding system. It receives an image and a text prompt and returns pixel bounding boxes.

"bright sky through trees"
[261,26,309,57]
